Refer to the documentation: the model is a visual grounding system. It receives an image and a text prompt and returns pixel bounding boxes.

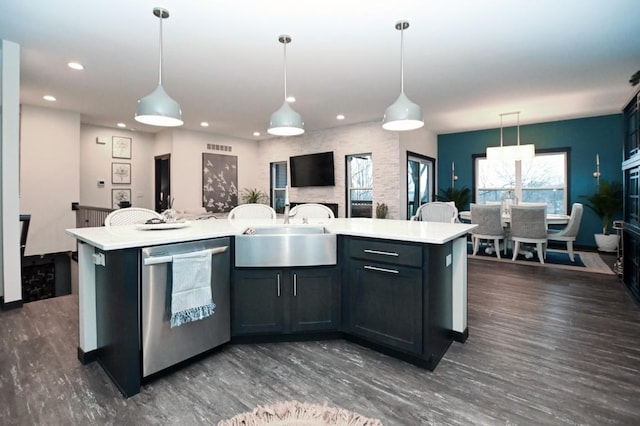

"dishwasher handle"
[143,246,229,266]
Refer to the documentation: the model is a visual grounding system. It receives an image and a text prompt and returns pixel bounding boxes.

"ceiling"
[1,0,639,141]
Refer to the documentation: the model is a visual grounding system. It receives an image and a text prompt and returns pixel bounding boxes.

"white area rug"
[218,400,382,426]
[469,249,616,275]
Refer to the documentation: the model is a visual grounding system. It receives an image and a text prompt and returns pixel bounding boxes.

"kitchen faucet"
[283,202,291,224]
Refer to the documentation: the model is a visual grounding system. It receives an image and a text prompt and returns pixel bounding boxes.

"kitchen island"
[67,217,475,396]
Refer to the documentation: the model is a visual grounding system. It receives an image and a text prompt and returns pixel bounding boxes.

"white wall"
[257,121,436,219]
[1,40,22,302]
[168,129,260,212]
[20,105,80,256]
[80,125,155,209]
[399,127,438,218]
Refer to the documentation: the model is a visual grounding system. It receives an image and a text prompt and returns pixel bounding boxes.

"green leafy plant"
[240,188,268,204]
[375,202,389,219]
[580,180,623,235]
[436,186,471,211]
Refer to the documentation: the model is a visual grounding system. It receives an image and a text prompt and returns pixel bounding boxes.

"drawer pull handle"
[364,265,399,274]
[277,274,281,297]
[363,249,399,257]
[293,273,297,297]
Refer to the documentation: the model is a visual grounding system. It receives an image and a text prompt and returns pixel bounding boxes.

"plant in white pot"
[581,180,623,252]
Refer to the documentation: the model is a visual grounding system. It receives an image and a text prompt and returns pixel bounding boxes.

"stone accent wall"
[257,121,402,218]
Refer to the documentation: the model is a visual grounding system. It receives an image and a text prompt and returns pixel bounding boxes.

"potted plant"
[240,188,268,204]
[581,180,623,252]
[436,186,471,211]
[375,202,389,219]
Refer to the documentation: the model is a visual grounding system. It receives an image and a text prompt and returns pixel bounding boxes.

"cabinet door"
[290,267,340,332]
[348,260,423,355]
[232,269,285,335]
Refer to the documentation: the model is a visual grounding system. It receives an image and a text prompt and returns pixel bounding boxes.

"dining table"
[459,209,570,259]
[458,210,570,225]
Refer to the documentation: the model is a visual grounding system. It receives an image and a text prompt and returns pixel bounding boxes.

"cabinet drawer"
[348,237,422,267]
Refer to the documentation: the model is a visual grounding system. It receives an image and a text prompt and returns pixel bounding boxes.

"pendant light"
[486,112,535,161]
[135,7,183,127]
[382,20,424,131]
[268,35,304,136]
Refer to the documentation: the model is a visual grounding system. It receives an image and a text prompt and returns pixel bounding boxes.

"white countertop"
[66,218,476,251]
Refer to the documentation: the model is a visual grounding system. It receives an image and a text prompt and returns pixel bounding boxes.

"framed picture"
[112,136,131,159]
[111,162,131,184]
[202,153,238,213]
[112,188,131,209]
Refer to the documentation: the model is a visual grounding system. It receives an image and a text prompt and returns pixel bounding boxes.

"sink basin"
[235,225,337,267]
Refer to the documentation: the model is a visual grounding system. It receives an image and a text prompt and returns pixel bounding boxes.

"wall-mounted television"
[289,151,335,187]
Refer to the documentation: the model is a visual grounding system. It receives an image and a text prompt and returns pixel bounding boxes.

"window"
[407,153,435,218]
[475,150,568,214]
[346,154,372,217]
[270,161,287,213]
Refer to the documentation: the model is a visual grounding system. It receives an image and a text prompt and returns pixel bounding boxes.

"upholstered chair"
[509,204,548,264]
[547,203,584,262]
[470,203,506,259]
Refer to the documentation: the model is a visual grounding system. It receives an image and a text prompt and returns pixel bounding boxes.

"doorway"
[407,152,435,219]
[155,154,171,213]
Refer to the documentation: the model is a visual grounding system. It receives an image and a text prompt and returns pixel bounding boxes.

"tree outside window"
[476,151,567,214]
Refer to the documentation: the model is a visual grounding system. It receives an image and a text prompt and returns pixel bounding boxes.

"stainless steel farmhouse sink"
[235,225,337,267]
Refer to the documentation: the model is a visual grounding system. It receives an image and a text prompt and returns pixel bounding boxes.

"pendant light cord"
[283,39,288,101]
[158,13,163,85]
[400,25,405,93]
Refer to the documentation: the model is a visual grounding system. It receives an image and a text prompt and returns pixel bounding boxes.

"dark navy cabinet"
[623,88,640,302]
[232,266,339,336]
[344,236,453,370]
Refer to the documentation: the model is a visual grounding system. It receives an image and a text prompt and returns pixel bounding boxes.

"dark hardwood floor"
[1,257,639,425]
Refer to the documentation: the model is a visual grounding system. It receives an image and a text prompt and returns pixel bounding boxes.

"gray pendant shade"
[135,84,183,127]
[269,101,304,136]
[135,7,183,128]
[268,34,304,136]
[382,20,424,132]
[382,91,424,131]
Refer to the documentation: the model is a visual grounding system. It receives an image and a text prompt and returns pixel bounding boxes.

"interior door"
[155,155,171,212]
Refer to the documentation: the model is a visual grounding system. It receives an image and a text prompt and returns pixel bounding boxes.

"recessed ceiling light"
[200,122,209,127]
[336,114,345,120]
[286,96,296,103]
[67,62,84,70]
[43,95,56,102]
[117,123,127,128]
[253,132,261,137]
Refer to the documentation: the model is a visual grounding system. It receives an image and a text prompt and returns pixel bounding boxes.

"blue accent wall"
[437,114,623,248]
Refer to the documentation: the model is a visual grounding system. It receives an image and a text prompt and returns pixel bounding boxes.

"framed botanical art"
[112,188,131,209]
[111,162,131,184]
[112,136,132,159]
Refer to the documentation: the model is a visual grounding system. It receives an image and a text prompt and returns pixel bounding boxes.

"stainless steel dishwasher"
[141,238,230,377]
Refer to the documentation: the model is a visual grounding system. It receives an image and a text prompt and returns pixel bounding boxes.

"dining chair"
[411,201,459,223]
[227,204,277,220]
[104,207,163,228]
[547,203,583,262]
[288,203,335,224]
[509,204,548,264]
[470,204,506,259]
